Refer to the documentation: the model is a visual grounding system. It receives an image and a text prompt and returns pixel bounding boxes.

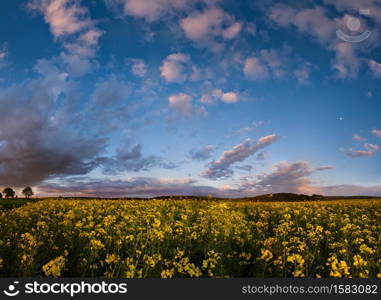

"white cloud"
[222,22,242,39]
[160,53,189,83]
[353,133,366,142]
[369,59,381,77]
[243,57,269,80]
[180,7,241,51]
[268,4,336,43]
[235,120,268,135]
[111,0,190,22]
[293,62,315,85]
[332,41,361,78]
[28,0,92,38]
[200,88,239,104]
[201,135,281,179]
[28,0,103,77]
[371,129,381,138]
[220,92,238,103]
[341,142,379,158]
[0,46,7,60]
[126,58,148,77]
[315,165,335,171]
[168,93,207,117]
[0,44,8,68]
[268,4,367,79]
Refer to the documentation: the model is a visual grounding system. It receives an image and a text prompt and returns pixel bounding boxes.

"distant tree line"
[0,186,34,199]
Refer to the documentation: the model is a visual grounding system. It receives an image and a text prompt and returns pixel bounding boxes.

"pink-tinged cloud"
[353,133,366,142]
[341,143,379,158]
[180,7,241,51]
[168,93,207,117]
[371,129,381,138]
[28,0,93,37]
[369,60,381,77]
[315,165,335,171]
[244,161,319,195]
[160,53,190,83]
[201,135,281,179]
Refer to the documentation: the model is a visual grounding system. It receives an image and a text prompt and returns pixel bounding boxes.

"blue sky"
[0,0,381,197]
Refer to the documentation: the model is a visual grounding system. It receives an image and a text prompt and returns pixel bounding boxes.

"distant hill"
[42,193,380,202]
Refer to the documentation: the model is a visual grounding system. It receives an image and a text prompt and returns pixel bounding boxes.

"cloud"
[222,22,242,39]
[315,165,335,171]
[28,0,103,76]
[268,4,366,78]
[28,0,92,37]
[369,59,381,77]
[0,59,107,187]
[321,184,381,197]
[243,47,311,82]
[37,176,244,198]
[0,43,8,69]
[200,88,239,104]
[269,5,336,42]
[323,0,381,26]
[341,143,379,157]
[353,133,366,142]
[201,135,281,179]
[293,62,316,85]
[243,57,269,80]
[220,92,238,103]
[104,0,194,22]
[180,7,241,51]
[101,144,171,174]
[371,129,381,138]
[126,58,148,77]
[87,76,131,127]
[189,145,216,161]
[235,120,268,135]
[36,163,381,198]
[242,161,319,195]
[160,53,190,83]
[168,93,207,117]
[0,44,8,61]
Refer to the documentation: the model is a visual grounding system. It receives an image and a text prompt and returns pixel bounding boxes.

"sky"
[0,0,381,198]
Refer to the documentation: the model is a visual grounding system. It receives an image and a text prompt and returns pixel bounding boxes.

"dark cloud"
[321,184,381,197]
[315,165,335,171]
[0,60,107,187]
[101,143,179,174]
[189,145,216,161]
[245,161,317,195]
[37,161,381,198]
[38,176,244,198]
[201,135,280,179]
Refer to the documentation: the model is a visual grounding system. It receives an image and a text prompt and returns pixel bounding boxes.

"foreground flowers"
[0,199,380,278]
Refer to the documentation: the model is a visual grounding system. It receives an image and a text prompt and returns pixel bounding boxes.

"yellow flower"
[42,256,66,277]
[105,254,120,264]
[259,249,273,262]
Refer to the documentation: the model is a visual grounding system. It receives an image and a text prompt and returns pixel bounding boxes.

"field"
[0,198,380,278]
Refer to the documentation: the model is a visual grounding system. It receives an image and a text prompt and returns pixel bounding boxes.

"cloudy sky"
[0,0,381,197]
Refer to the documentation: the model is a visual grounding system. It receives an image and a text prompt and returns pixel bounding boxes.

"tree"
[3,187,15,198]
[22,186,34,198]
[0,192,2,199]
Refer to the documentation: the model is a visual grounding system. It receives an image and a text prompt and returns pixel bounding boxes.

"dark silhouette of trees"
[3,187,15,198]
[22,186,34,198]
[0,192,2,199]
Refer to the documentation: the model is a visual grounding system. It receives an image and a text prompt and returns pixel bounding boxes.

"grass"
[0,198,38,210]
